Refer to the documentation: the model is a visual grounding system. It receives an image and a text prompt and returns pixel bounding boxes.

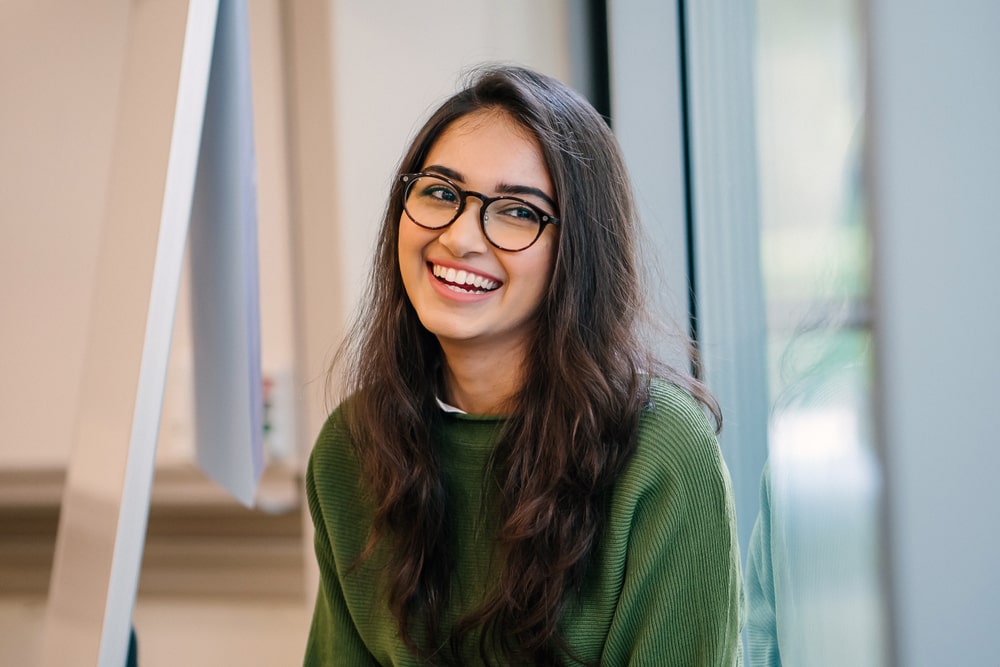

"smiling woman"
[304,65,743,666]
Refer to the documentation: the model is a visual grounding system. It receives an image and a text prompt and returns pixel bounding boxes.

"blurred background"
[1,1,996,666]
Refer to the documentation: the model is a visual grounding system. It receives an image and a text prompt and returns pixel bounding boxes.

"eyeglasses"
[400,172,560,252]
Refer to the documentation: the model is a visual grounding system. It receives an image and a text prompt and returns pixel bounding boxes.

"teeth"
[431,264,500,291]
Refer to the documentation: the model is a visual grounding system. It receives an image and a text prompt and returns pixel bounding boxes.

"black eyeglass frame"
[400,172,561,252]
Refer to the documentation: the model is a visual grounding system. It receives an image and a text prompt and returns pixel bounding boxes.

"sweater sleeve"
[302,428,380,667]
[600,387,744,666]
[746,462,782,666]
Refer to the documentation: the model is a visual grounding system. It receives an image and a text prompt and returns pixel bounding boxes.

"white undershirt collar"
[435,396,467,414]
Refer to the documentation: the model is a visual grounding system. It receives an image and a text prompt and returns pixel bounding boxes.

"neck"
[438,337,528,415]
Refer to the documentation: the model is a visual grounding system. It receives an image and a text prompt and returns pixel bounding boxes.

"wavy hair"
[332,65,719,665]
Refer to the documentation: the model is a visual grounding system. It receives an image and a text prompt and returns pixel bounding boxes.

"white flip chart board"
[42,1,262,664]
[190,0,264,508]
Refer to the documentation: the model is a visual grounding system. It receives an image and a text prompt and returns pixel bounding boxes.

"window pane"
[748,1,887,664]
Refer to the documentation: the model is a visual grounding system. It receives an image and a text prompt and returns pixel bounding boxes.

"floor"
[0,593,313,667]
[0,463,314,666]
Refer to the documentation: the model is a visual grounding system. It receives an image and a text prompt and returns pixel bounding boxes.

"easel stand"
[41,2,262,664]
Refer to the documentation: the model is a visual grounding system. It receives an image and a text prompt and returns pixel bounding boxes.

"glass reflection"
[747,1,887,665]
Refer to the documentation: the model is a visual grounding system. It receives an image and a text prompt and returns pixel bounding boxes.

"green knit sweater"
[304,380,743,665]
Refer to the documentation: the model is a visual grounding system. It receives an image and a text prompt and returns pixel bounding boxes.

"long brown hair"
[331,65,719,665]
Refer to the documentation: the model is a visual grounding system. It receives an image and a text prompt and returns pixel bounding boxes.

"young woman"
[304,65,743,666]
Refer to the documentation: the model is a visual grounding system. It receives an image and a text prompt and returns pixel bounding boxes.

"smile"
[430,263,501,294]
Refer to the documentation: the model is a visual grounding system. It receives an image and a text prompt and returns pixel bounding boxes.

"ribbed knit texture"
[304,380,744,666]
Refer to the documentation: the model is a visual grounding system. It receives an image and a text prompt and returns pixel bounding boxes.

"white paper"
[189,0,263,507]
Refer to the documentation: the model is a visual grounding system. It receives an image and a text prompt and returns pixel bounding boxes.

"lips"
[429,262,501,293]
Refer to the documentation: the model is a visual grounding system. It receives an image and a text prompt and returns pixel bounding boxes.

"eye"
[492,200,542,225]
[420,183,459,204]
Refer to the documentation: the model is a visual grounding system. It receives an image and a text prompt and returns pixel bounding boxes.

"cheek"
[398,215,443,253]
[532,234,558,282]
[397,220,420,295]
[397,218,424,268]
[397,217,411,253]
[512,243,557,305]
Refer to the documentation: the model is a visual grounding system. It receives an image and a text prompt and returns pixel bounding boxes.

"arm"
[601,391,744,666]
[303,449,380,666]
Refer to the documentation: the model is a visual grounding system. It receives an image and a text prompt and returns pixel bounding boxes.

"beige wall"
[0,1,130,469]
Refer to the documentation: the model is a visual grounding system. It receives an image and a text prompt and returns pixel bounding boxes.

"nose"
[437,196,488,256]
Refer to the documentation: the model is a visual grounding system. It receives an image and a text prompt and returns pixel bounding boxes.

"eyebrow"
[423,164,558,212]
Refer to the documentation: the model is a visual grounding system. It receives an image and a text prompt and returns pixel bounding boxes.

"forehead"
[422,110,552,189]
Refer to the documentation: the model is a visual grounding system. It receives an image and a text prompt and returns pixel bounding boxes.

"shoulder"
[619,378,732,512]
[637,378,722,468]
[307,401,363,505]
[309,402,352,466]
